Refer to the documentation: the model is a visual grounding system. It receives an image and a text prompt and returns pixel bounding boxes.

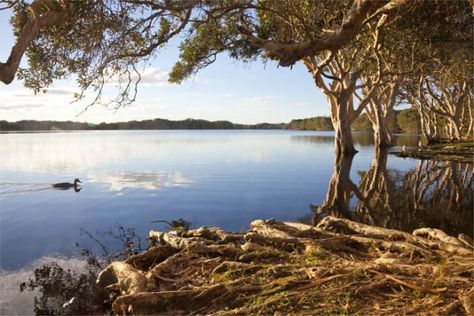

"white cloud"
[246,95,280,107]
[44,88,77,95]
[138,67,173,86]
[105,67,174,87]
[0,103,45,110]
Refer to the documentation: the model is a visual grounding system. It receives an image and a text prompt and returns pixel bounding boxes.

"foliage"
[397,108,421,134]
[150,218,192,231]
[0,118,285,131]
[352,114,372,132]
[1,0,472,148]
[286,117,333,131]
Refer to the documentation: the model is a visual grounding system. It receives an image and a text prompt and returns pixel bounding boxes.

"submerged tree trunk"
[374,125,392,147]
[371,113,393,150]
[333,114,358,156]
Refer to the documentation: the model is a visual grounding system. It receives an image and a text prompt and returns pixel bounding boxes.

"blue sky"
[0,10,329,124]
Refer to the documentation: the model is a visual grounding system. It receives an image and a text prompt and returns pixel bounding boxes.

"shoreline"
[390,142,474,164]
[94,217,474,315]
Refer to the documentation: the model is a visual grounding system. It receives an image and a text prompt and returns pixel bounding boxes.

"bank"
[391,142,474,164]
[91,216,474,315]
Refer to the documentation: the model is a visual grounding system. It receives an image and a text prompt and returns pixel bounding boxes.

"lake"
[0,130,472,270]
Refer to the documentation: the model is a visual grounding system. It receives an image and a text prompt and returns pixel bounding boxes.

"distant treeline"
[286,117,333,131]
[1,108,421,133]
[287,108,421,134]
[0,118,285,131]
[351,108,421,134]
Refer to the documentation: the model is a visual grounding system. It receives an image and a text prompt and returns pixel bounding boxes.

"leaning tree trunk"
[303,56,361,157]
[373,113,393,148]
[365,80,399,149]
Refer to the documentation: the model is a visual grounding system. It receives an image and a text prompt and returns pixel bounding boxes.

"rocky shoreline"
[96,217,474,315]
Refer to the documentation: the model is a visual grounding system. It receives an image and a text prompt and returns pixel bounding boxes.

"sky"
[0,10,329,124]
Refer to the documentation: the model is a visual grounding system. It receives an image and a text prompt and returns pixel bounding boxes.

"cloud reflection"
[88,171,193,192]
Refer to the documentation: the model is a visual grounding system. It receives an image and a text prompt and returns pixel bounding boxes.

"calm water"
[0,130,472,270]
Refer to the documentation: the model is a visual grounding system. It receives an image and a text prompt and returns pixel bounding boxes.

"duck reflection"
[312,148,474,237]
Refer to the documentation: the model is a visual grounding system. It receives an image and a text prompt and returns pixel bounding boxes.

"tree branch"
[0,0,76,84]
[237,0,379,66]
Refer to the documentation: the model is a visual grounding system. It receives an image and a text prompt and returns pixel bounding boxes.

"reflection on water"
[1,182,82,194]
[0,130,472,271]
[88,171,192,192]
[0,256,88,315]
[312,148,474,237]
[293,133,424,147]
[0,183,53,195]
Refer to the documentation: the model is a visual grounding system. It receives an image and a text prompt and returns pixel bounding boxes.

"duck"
[52,178,81,190]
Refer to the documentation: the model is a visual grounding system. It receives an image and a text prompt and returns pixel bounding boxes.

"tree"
[286,117,333,131]
[1,0,196,108]
[397,108,420,134]
[1,0,413,87]
[1,0,471,151]
[396,0,473,143]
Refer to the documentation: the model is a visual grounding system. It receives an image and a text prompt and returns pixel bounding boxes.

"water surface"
[0,130,472,269]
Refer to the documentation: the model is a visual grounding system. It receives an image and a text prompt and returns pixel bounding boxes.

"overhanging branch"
[0,0,75,84]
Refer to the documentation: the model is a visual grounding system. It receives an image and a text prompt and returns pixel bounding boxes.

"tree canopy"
[0,1,428,102]
[1,0,472,149]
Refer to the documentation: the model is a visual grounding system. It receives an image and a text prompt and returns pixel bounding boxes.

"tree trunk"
[450,117,462,141]
[334,119,357,155]
[332,103,358,156]
[374,121,393,148]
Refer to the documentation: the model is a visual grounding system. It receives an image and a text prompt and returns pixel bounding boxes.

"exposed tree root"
[97,216,474,315]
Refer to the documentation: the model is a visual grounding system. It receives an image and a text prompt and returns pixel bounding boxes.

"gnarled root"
[98,217,474,315]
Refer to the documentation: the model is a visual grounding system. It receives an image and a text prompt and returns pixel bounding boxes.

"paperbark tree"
[396,0,473,143]
[1,0,412,88]
[303,50,379,155]
[424,76,472,141]
[364,79,400,147]
[1,0,471,151]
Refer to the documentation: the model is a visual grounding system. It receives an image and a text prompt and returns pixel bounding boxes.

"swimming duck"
[52,178,81,189]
